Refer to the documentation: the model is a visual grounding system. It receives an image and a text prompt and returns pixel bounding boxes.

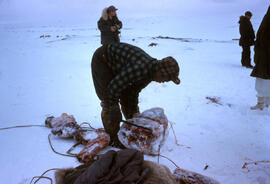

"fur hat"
[158,56,180,85]
[107,5,118,13]
[245,11,252,17]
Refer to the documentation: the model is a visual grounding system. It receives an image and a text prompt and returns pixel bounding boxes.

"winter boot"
[251,97,265,110]
[245,64,254,69]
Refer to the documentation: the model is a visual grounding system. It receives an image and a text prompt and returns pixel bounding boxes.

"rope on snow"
[169,121,180,146]
[0,124,45,130]
[80,122,97,130]
[48,134,77,158]
[148,153,180,169]
[66,142,81,155]
[30,168,61,184]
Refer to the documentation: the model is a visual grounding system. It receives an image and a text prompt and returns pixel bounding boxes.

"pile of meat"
[118,107,169,155]
[172,168,220,184]
[46,108,169,162]
[45,113,110,163]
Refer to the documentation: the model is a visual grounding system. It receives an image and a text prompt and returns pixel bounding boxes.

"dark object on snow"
[40,35,51,38]
[153,36,202,43]
[55,149,179,184]
[55,149,147,184]
[251,6,270,79]
[45,113,80,138]
[55,163,93,184]
[206,96,222,106]
[54,149,221,184]
[172,168,220,184]
[97,7,122,45]
[148,43,158,47]
[238,12,255,67]
[45,113,110,163]
[74,149,146,184]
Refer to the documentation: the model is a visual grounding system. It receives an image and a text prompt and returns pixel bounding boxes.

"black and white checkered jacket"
[105,42,158,105]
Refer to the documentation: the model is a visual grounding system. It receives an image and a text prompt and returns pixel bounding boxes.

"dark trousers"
[241,45,251,66]
[91,46,139,138]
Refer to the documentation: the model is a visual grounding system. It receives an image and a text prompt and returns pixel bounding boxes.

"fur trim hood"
[102,8,108,21]
[55,168,75,184]
[239,15,249,24]
[54,162,177,184]
[143,161,177,184]
[54,164,91,184]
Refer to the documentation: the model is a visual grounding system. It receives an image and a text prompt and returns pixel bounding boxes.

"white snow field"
[0,1,270,184]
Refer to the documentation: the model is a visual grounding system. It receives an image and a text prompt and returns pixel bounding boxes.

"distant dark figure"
[238,11,255,68]
[250,6,270,110]
[97,5,122,45]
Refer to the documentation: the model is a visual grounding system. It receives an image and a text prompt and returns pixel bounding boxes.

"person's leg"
[120,86,140,120]
[101,106,124,148]
[91,46,124,148]
[251,78,266,110]
[241,46,245,66]
[242,45,252,67]
[265,97,270,108]
[251,96,265,110]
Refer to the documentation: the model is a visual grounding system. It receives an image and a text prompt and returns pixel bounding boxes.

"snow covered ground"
[0,1,270,184]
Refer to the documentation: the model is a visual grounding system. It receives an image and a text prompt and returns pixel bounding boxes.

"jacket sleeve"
[249,24,255,40]
[115,17,122,29]
[105,64,148,106]
[98,19,111,32]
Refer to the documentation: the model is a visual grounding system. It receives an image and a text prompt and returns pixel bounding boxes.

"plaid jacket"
[105,42,158,106]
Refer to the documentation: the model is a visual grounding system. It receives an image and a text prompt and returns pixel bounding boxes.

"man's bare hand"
[110,26,116,32]
[116,24,121,29]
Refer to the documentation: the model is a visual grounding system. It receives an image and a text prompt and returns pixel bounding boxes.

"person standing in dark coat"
[97,5,122,45]
[239,11,255,68]
[91,42,181,148]
[250,6,270,110]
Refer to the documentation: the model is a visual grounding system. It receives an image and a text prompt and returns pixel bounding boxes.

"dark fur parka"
[251,6,270,79]
[238,15,255,46]
[97,8,122,45]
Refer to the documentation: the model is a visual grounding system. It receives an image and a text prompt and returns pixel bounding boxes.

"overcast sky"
[0,0,268,23]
